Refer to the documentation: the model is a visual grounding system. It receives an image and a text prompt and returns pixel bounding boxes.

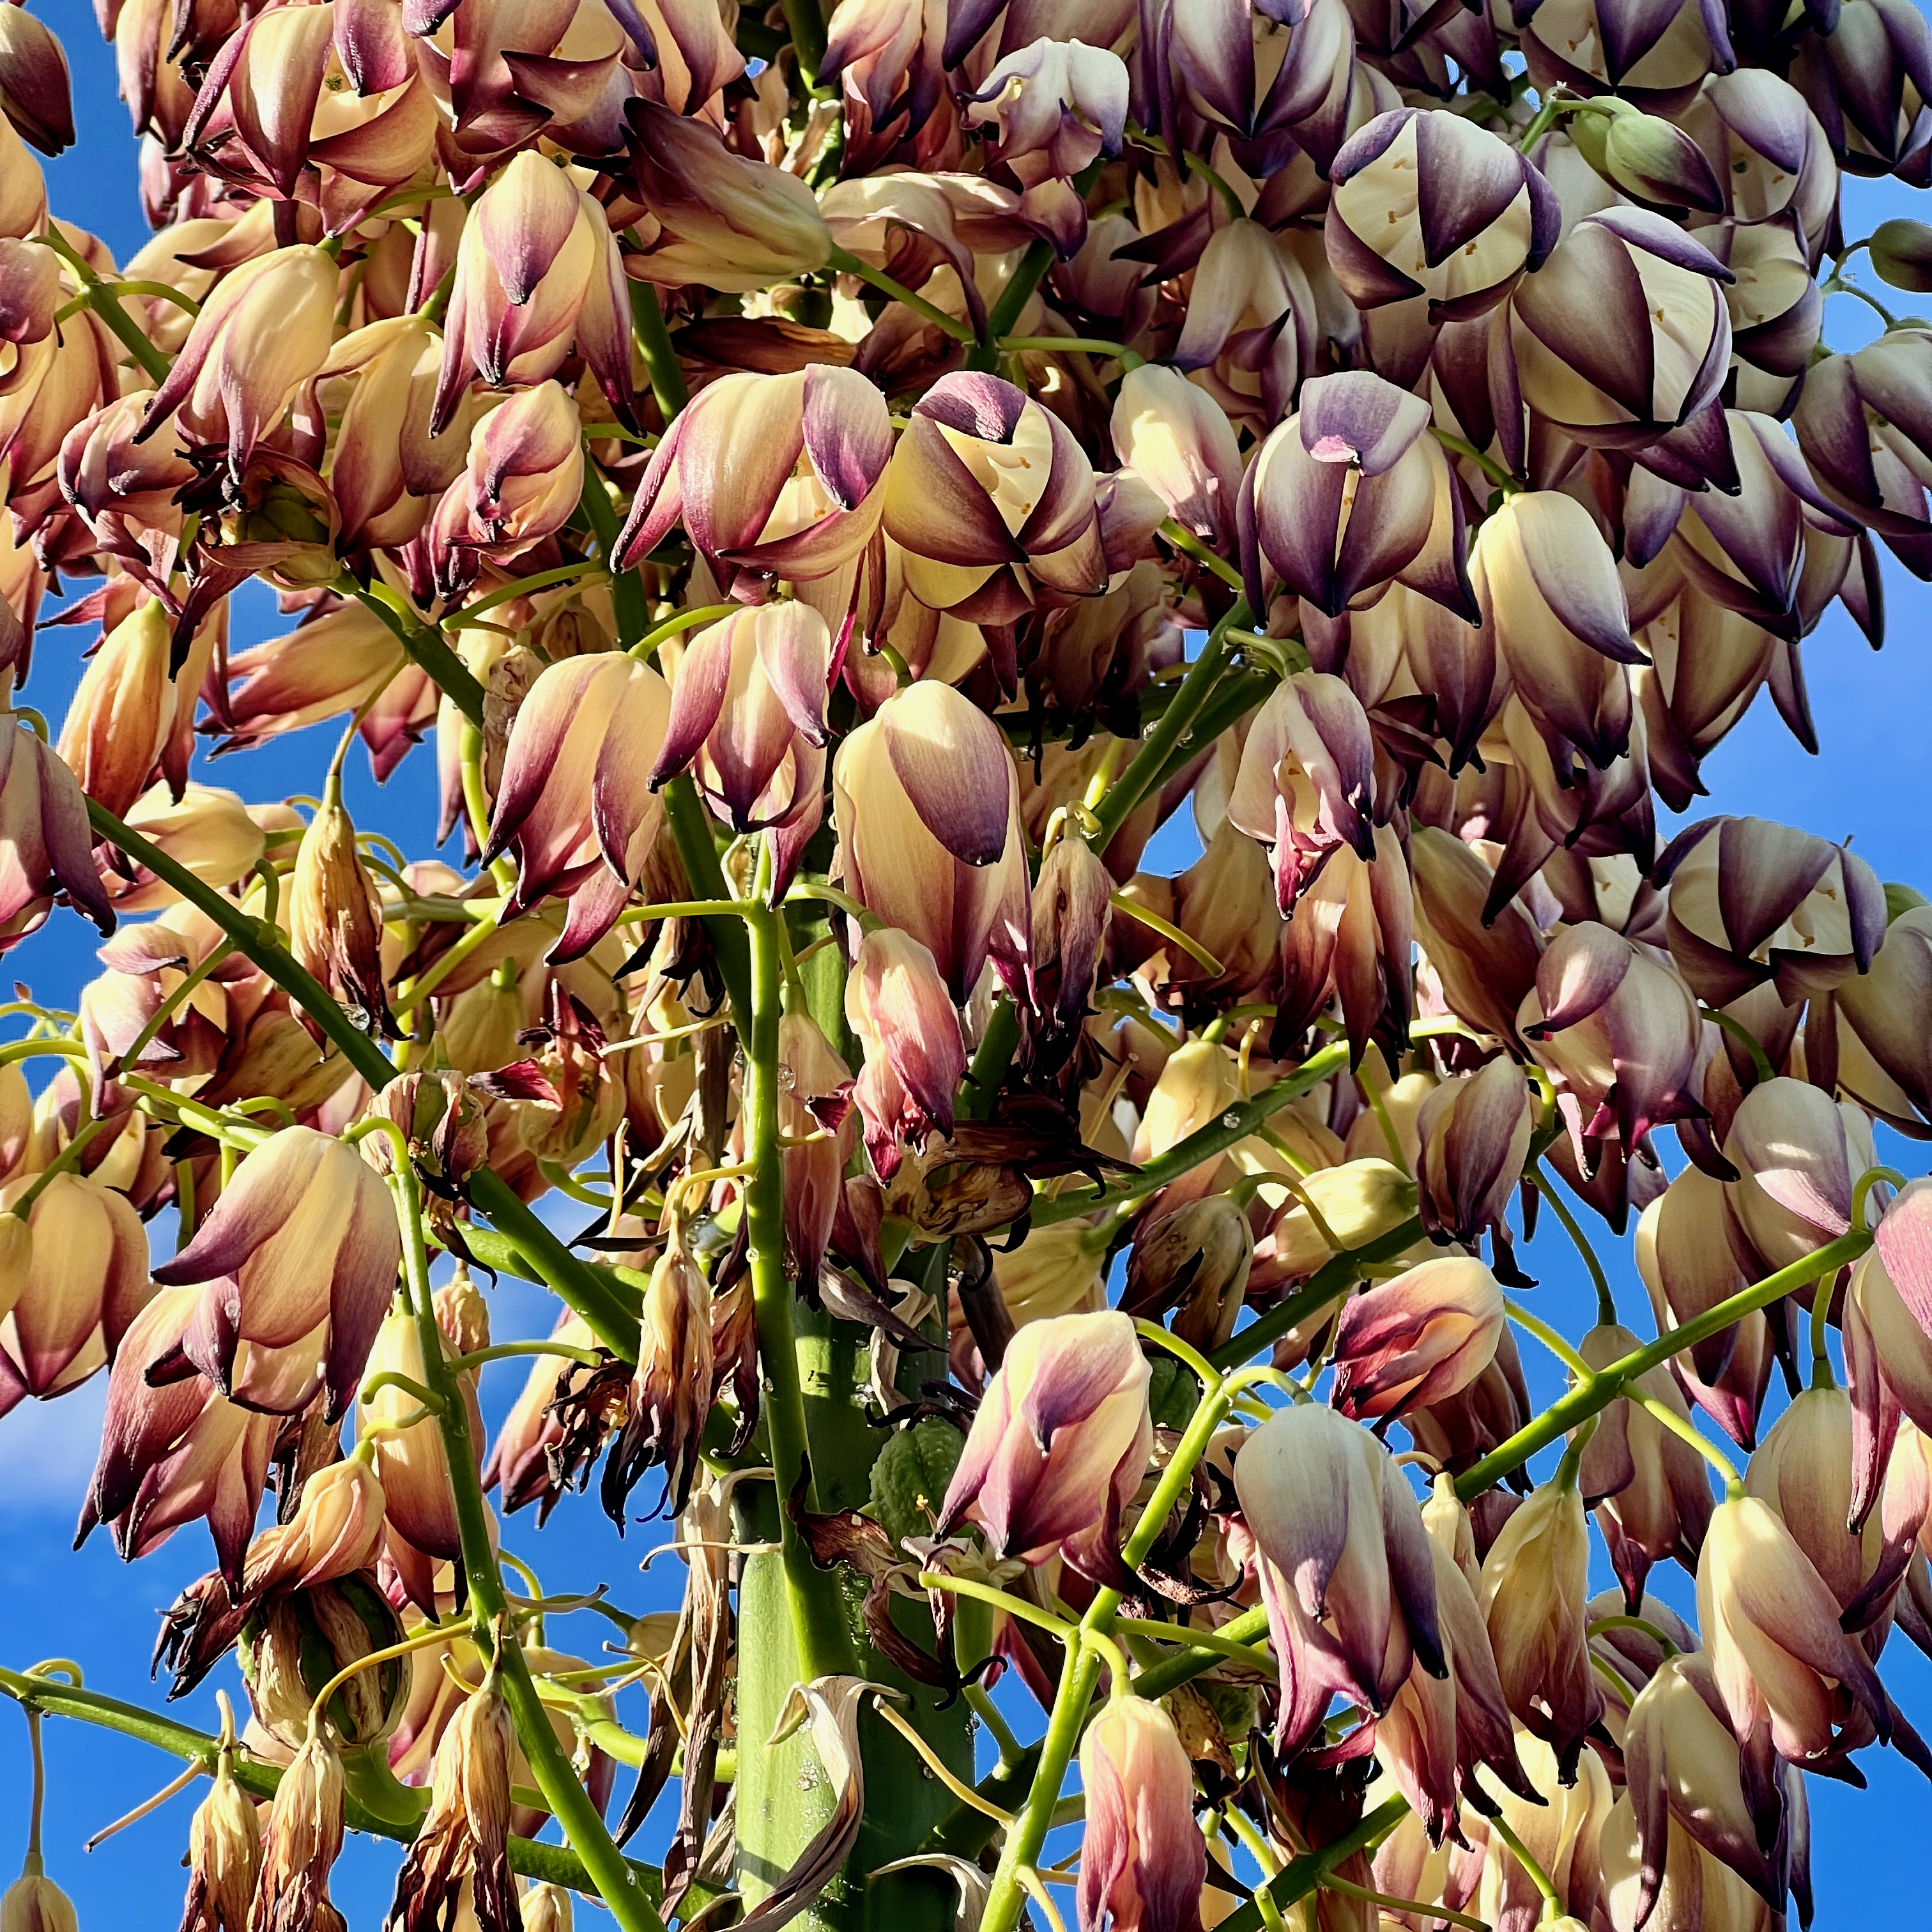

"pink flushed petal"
[681,373,807,564]
[754,602,831,745]
[1531,924,1634,1036]
[615,409,689,569]
[153,1127,328,1287]
[321,1179,404,1420]
[880,684,1012,869]
[1874,1181,1932,1335]
[473,151,583,307]
[652,618,735,787]
[551,864,634,965]
[482,657,605,868]
[801,364,893,510]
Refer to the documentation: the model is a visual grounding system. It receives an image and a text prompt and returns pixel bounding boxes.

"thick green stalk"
[628,283,689,420]
[466,1172,641,1359]
[742,898,855,1683]
[1454,1229,1871,1499]
[1086,599,1250,848]
[1216,1796,1411,1932]
[966,242,1055,371]
[661,777,755,1020]
[1031,1041,1350,1227]
[342,579,487,726]
[0,1669,673,1905]
[394,1162,668,1932]
[578,459,652,652]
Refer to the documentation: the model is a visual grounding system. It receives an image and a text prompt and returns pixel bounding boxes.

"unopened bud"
[1124,1195,1253,1354]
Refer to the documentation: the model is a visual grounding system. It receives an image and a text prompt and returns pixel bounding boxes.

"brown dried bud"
[178,1753,263,1932]
[252,1724,346,1932]
[288,794,393,1039]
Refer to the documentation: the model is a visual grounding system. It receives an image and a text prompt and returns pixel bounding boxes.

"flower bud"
[180,1751,263,1932]
[1571,98,1724,212]
[1,1876,75,1932]
[1234,1402,1445,1754]
[1077,1698,1206,1932]
[1029,832,1112,1062]
[1870,217,1932,293]
[936,1308,1152,1570]
[433,150,633,435]
[521,1882,571,1932]
[288,794,393,1040]
[1479,1482,1602,1777]
[240,1575,411,1751]
[152,1126,401,1420]
[391,1667,519,1932]
[1327,107,1557,318]
[1331,1256,1506,1425]
[251,1724,346,1932]
[1249,1157,1420,1308]
[481,652,673,963]
[137,245,337,490]
[845,926,965,1182]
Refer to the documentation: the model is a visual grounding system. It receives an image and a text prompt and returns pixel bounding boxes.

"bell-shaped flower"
[1028,831,1113,1066]
[1226,670,1377,915]
[1696,1490,1891,1769]
[1077,1697,1206,1932]
[1793,330,1932,564]
[1746,1384,1926,1635]
[1374,1537,1535,1845]
[54,594,211,817]
[845,926,965,1181]
[625,98,833,292]
[1109,364,1242,551]
[481,652,673,962]
[602,1230,716,1523]
[1414,1057,1533,1266]
[1518,921,1705,1167]
[1620,1650,1807,1928]
[1658,814,1886,1008]
[1170,217,1319,437]
[831,678,1029,1001]
[1721,1076,1874,1277]
[422,381,585,603]
[1469,491,1642,772]
[135,244,338,491]
[78,1283,280,1590]
[180,1747,263,1932]
[962,36,1129,185]
[433,152,632,434]
[0,713,114,946]
[1479,1481,1604,1778]
[1240,372,1473,624]
[0,1169,148,1413]
[652,602,829,838]
[1577,1321,1714,1609]
[1505,208,1735,454]
[881,372,1105,624]
[617,365,893,594]
[1821,904,1932,1135]
[1233,1402,1445,1754]
[1327,107,1558,320]
[936,1307,1152,1570]
[150,1124,402,1420]
[1636,1168,1775,1448]
[1330,1256,1506,1425]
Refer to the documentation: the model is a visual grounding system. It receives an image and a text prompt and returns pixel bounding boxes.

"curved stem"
[1318,1873,1488,1932]
[827,245,976,344]
[1699,1006,1774,1087]
[449,1339,606,1373]
[1586,1614,1680,1657]
[1216,1797,1410,1932]
[627,602,739,665]
[1632,1390,1742,1496]
[1483,1811,1560,1918]
[1505,1299,1594,1380]
[1529,1165,1616,1325]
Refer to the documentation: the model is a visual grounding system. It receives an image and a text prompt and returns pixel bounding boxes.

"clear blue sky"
[3,5,1928,1920]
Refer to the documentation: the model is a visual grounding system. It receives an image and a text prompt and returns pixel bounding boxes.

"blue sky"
[3,4,1929,1922]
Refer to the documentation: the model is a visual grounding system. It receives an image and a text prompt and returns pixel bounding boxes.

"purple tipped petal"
[1414,112,1528,269]
[801,364,893,512]
[882,686,1013,868]
[1298,371,1432,476]
[915,371,1028,443]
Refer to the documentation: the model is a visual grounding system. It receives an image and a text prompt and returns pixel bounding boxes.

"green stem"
[468,1172,642,1360]
[779,0,826,88]
[1087,600,1248,848]
[968,240,1054,371]
[742,882,855,1682]
[1455,1229,1871,1499]
[441,563,610,630]
[1483,1811,1560,1918]
[392,1163,669,1932]
[1700,1006,1774,1087]
[1032,1039,1351,1229]
[1529,1165,1615,1325]
[341,579,487,728]
[661,778,753,1022]
[0,1666,675,1905]
[1216,1797,1410,1932]
[628,602,739,664]
[578,464,652,652]
[960,997,1020,1124]
[1429,425,1515,490]
[827,246,976,345]
[1127,1605,1269,1699]
[449,1339,606,1373]
[628,283,689,420]
[1000,337,1145,367]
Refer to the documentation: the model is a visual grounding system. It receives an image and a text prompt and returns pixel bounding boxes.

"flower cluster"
[0,1,1926,1930]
